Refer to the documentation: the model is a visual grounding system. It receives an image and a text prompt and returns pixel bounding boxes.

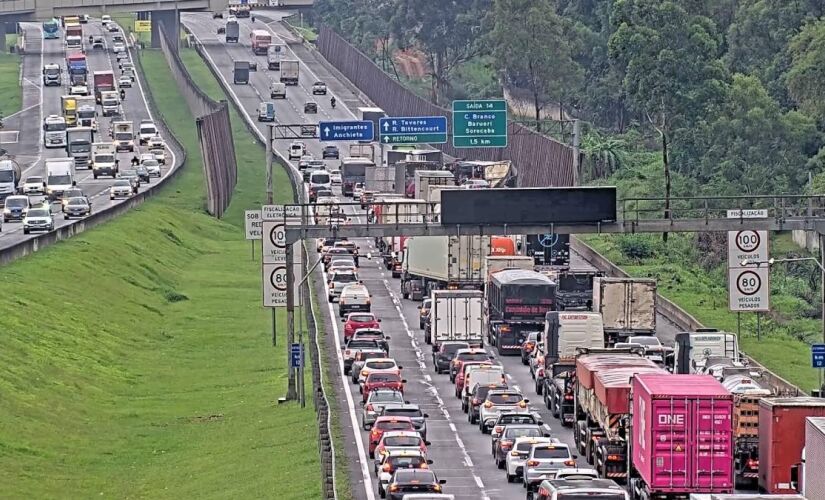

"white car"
[3,195,30,222]
[329,169,342,185]
[101,14,111,25]
[141,158,162,178]
[109,179,133,200]
[339,283,370,317]
[353,183,365,200]
[22,176,45,195]
[506,437,556,482]
[118,75,132,88]
[69,85,89,96]
[356,357,402,385]
[288,141,305,160]
[522,442,576,488]
[138,121,158,145]
[22,206,54,234]
[479,390,529,431]
[327,270,358,302]
[298,155,314,170]
[112,42,126,53]
[108,23,119,33]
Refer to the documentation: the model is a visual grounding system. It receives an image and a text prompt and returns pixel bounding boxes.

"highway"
[0,19,177,247]
[181,12,697,500]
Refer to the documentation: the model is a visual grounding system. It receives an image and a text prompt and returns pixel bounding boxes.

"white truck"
[413,170,454,202]
[280,60,299,85]
[0,159,22,206]
[45,158,75,201]
[673,328,741,374]
[66,127,94,169]
[111,121,134,152]
[100,90,120,117]
[426,289,484,347]
[267,44,285,70]
[401,235,491,299]
[92,142,119,179]
[43,115,68,148]
[591,277,657,345]
[365,165,395,193]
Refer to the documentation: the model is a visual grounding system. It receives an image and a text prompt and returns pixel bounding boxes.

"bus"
[340,157,375,197]
[43,19,60,39]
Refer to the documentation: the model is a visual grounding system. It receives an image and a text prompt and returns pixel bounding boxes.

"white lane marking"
[474,476,485,489]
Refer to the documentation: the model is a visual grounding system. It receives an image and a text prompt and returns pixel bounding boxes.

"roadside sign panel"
[378,116,448,145]
[134,20,151,33]
[727,230,769,266]
[244,210,262,240]
[262,220,286,264]
[813,345,825,368]
[290,343,304,368]
[728,267,770,312]
[262,263,287,307]
[727,209,769,219]
[262,204,301,221]
[452,99,507,148]
[318,121,374,142]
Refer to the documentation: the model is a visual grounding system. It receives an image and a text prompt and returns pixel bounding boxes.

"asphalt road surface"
[0,20,177,248]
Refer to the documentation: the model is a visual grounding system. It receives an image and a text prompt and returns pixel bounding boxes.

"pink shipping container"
[577,354,657,389]
[758,397,825,494]
[631,374,734,497]
[594,366,667,414]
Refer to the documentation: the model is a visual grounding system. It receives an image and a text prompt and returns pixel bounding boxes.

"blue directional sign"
[290,343,304,369]
[813,344,825,368]
[318,121,374,142]
[379,116,448,145]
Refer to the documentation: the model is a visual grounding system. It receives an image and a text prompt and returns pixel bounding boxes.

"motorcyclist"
[251,15,256,23]
[89,35,93,45]
[131,155,140,166]
[330,96,336,109]
[120,88,126,101]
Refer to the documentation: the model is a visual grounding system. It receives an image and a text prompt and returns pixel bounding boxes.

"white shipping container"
[430,289,484,346]
[804,417,825,499]
[405,235,491,284]
[414,170,454,202]
[375,198,425,225]
[592,277,656,334]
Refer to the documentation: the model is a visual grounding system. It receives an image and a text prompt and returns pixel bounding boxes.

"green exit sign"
[451,99,508,148]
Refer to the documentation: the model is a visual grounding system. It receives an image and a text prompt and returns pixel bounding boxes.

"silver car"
[361,389,405,430]
[479,390,530,432]
[110,179,133,199]
[22,207,54,234]
[380,404,430,440]
[327,270,358,302]
[522,442,576,489]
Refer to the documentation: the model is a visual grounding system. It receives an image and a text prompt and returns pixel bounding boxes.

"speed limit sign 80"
[728,267,769,311]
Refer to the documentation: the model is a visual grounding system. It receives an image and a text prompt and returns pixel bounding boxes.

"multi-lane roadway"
[0,19,177,248]
[181,11,695,500]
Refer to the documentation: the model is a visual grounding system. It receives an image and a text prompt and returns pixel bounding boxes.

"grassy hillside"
[0,35,21,117]
[0,49,320,498]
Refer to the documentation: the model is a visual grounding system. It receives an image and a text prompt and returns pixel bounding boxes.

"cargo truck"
[267,44,285,70]
[628,374,735,499]
[100,90,120,117]
[111,121,134,152]
[592,277,657,345]
[91,142,118,178]
[412,170,454,201]
[42,63,61,86]
[66,127,94,169]
[426,289,484,347]
[280,60,299,85]
[759,397,825,494]
[486,269,556,355]
[43,115,68,148]
[402,235,492,299]
[233,61,250,85]
[574,350,664,480]
[674,329,741,375]
[45,158,76,201]
[66,53,87,85]
[359,107,385,142]
[61,95,77,127]
[65,24,83,50]
[365,165,395,193]
[250,29,271,55]
[93,71,115,104]
[799,416,825,498]
[540,312,605,424]
[526,233,571,267]
[0,159,22,206]
[341,157,374,197]
[555,269,604,310]
[225,20,239,43]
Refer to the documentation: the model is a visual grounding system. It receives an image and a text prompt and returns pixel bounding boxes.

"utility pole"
[285,242,297,400]
[571,119,581,186]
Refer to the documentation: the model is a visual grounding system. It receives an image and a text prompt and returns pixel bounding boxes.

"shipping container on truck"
[402,236,495,298]
[555,268,604,311]
[279,60,299,85]
[573,351,664,481]
[93,70,115,104]
[66,53,87,85]
[61,95,77,127]
[486,269,556,355]
[674,329,741,375]
[413,170,455,202]
[364,165,395,193]
[225,20,239,43]
[426,289,484,347]
[65,23,83,50]
[541,312,605,424]
[359,107,385,142]
[629,374,735,499]
[592,277,657,345]
[249,29,271,55]
[759,398,825,494]
[800,416,825,498]
[689,495,807,500]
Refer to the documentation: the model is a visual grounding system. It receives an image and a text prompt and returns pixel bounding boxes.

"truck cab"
[42,63,61,86]
[66,127,94,169]
[111,121,135,152]
[100,91,120,117]
[43,115,68,148]
[45,158,76,201]
[92,143,119,179]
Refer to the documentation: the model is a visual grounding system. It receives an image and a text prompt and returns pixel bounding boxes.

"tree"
[489,0,583,131]
[392,0,491,104]
[787,19,825,124]
[609,0,727,240]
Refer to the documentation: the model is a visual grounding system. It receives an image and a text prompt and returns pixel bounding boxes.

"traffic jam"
[308,165,825,500]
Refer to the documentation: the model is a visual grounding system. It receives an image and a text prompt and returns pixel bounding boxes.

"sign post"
[814,344,825,393]
[727,211,771,317]
[244,210,262,260]
[318,121,374,142]
[452,99,508,148]
[378,116,448,145]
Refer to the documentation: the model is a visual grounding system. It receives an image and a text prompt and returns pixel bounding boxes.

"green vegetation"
[0,49,322,497]
[284,15,318,43]
[0,36,21,117]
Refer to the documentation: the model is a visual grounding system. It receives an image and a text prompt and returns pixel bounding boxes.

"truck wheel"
[535,380,543,395]
[424,332,430,345]
[401,291,409,300]
[93,173,98,179]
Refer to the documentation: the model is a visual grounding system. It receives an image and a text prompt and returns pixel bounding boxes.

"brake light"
[344,350,351,357]
[527,460,539,467]
[453,360,460,366]
[500,325,511,332]
[472,398,480,405]
[494,426,504,434]
[564,459,576,466]
[419,462,429,469]
[484,402,493,408]
[434,484,441,492]
[329,282,334,289]
[747,459,759,469]
[607,454,622,461]
[382,464,391,472]
[371,429,380,438]
[366,298,371,305]
[361,370,368,377]
[537,356,544,364]
[510,450,520,456]
[389,485,398,492]
[518,401,527,408]
[365,404,374,412]
[564,394,574,401]
[500,440,513,449]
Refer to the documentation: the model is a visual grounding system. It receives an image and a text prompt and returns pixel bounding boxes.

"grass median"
[0,48,320,498]
[0,34,22,117]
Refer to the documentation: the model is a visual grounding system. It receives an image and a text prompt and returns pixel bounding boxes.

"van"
[309,169,331,191]
[270,81,286,99]
[339,284,370,317]
[257,102,275,122]
[461,364,505,409]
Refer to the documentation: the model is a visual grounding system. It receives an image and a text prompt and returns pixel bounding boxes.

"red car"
[343,312,381,341]
[362,372,406,402]
[454,360,492,398]
[369,417,416,458]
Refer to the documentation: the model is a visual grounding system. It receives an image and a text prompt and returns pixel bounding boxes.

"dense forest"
[313,0,825,197]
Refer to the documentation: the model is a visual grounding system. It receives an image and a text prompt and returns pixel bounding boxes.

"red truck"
[250,29,271,55]
[93,71,115,104]
[629,373,735,499]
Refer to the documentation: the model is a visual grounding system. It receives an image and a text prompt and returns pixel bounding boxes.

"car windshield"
[533,447,570,459]
[311,173,331,184]
[0,170,15,182]
[459,352,490,362]
[384,408,422,418]
[377,421,411,431]
[394,470,435,483]
[499,415,536,425]
[389,456,425,468]
[350,314,375,323]
[441,343,469,355]
[367,361,395,370]
[369,373,400,383]
[348,340,379,349]
[45,121,66,131]
[475,386,499,399]
[28,209,49,217]
[68,198,87,206]
[114,180,131,186]
[6,198,27,208]
[65,190,82,197]
[27,177,43,183]
[334,273,357,282]
[516,440,544,452]
[371,392,403,403]
[384,436,420,447]
[505,427,541,439]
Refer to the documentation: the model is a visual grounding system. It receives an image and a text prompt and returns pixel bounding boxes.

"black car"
[467,383,508,424]
[322,145,339,159]
[135,165,151,183]
[386,469,446,500]
[304,101,318,113]
[63,197,91,219]
[432,341,470,374]
[492,424,546,469]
